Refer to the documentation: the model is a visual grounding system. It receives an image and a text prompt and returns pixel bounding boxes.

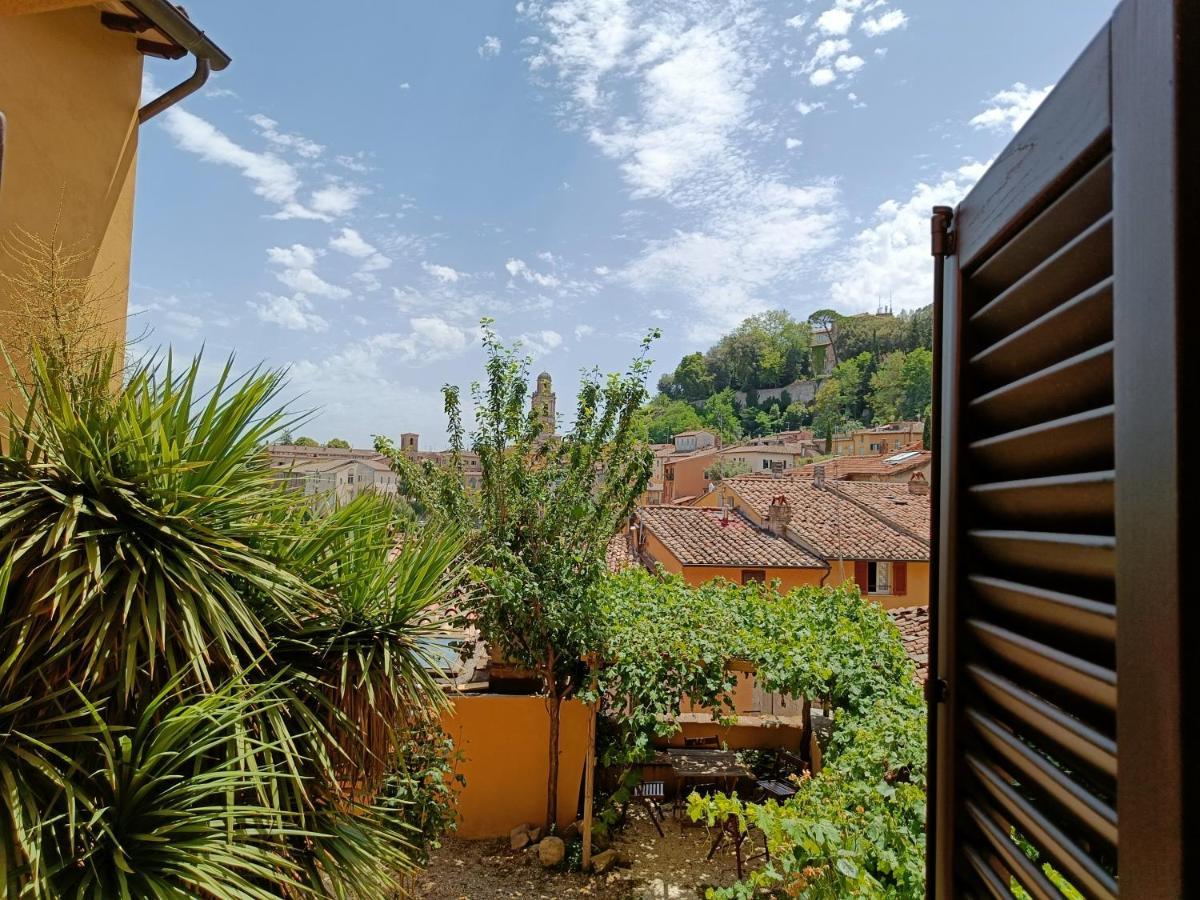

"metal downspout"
[122,0,231,123]
[139,56,209,123]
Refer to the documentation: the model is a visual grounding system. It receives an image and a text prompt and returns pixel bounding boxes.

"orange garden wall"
[439,694,590,838]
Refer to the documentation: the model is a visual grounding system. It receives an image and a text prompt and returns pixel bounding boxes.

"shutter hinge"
[925,677,949,704]
[931,205,955,256]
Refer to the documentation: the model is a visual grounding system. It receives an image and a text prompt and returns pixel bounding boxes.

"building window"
[346,473,354,485]
[741,569,766,585]
[762,460,770,469]
[867,561,892,594]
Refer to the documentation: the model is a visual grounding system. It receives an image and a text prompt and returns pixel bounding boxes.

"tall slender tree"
[378,320,656,828]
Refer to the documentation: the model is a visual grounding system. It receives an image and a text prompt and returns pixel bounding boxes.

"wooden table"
[656,749,765,877]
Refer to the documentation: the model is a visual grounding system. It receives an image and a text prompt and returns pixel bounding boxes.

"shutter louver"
[934,33,1120,900]
[932,3,1190,896]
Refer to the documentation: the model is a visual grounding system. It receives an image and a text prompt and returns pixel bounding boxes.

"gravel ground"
[416,808,759,899]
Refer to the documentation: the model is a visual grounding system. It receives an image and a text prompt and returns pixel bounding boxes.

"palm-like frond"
[0,350,310,696]
[266,494,466,797]
[46,679,308,900]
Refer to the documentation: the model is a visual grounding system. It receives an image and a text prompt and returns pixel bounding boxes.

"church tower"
[531,371,556,436]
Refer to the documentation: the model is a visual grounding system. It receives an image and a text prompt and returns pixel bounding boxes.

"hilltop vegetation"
[640,307,934,444]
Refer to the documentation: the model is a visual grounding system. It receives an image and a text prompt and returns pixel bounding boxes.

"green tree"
[637,395,704,444]
[702,388,743,443]
[868,350,908,423]
[293,435,319,446]
[704,456,752,482]
[377,320,656,829]
[326,437,351,448]
[900,347,933,420]
[671,351,715,401]
[923,407,933,450]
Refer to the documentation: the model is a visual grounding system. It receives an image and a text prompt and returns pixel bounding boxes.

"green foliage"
[377,318,657,827]
[644,308,934,442]
[293,435,319,446]
[0,350,463,897]
[380,715,465,865]
[705,457,752,482]
[702,388,743,443]
[592,569,926,897]
[637,394,705,444]
[325,437,351,448]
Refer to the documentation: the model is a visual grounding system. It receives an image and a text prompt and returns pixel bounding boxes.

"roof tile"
[637,506,826,569]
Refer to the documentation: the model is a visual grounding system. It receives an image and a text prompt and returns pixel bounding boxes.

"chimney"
[908,472,930,495]
[767,495,792,536]
[813,464,826,489]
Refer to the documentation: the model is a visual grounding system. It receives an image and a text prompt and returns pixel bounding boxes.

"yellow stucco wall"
[639,521,827,590]
[0,4,142,408]
[664,450,718,503]
[439,694,590,838]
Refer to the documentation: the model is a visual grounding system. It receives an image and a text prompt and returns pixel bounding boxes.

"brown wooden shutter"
[893,562,907,596]
[854,560,868,590]
[928,2,1192,896]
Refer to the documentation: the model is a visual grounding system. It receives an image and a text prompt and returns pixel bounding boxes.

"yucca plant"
[0,347,462,897]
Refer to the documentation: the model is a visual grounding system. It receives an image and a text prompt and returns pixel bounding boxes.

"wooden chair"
[706,813,770,879]
[629,779,667,837]
[755,749,807,801]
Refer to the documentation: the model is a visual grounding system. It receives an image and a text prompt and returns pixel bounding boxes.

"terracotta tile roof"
[722,477,929,561]
[791,447,930,480]
[825,482,931,540]
[888,605,930,683]
[637,506,826,570]
[606,532,639,573]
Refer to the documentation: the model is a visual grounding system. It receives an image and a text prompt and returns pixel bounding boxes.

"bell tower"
[531,371,556,436]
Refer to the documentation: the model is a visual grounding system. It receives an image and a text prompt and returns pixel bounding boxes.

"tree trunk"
[546,686,561,831]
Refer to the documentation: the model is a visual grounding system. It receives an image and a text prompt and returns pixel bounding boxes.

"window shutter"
[854,560,868,590]
[894,562,907,596]
[929,2,1191,896]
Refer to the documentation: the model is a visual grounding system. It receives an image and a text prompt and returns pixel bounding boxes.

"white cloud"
[812,38,851,63]
[505,258,561,288]
[399,82,411,90]
[310,182,366,217]
[328,228,376,258]
[478,35,503,58]
[835,54,864,73]
[423,262,463,283]
[861,9,907,37]
[785,14,807,29]
[970,82,1054,134]
[324,317,474,373]
[810,67,836,87]
[593,265,611,276]
[266,244,318,270]
[828,161,984,312]
[796,99,825,115]
[785,137,803,150]
[621,180,841,340]
[816,7,854,35]
[516,329,564,356]
[574,324,596,340]
[265,244,350,299]
[205,87,238,99]
[329,227,392,273]
[527,2,761,206]
[159,106,326,220]
[253,292,329,331]
[248,113,324,159]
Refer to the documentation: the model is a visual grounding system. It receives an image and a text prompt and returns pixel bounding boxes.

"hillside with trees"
[640,307,934,444]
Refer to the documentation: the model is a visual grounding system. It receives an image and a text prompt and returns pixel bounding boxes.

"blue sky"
[132,0,1115,447]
